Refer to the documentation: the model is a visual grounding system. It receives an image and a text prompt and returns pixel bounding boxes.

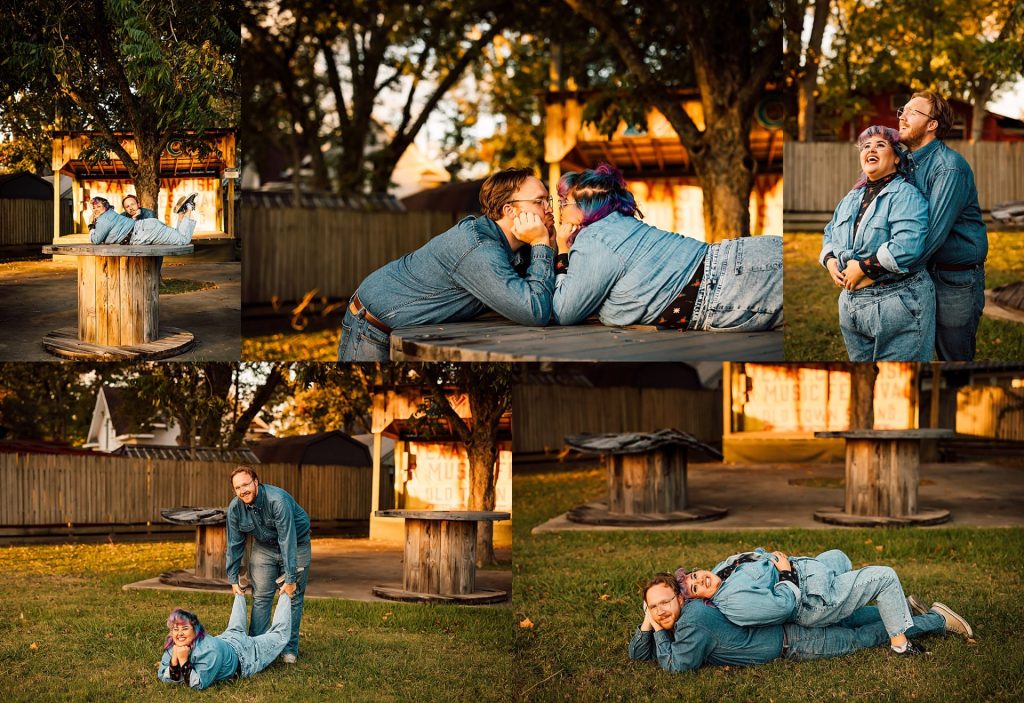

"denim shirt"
[226,484,311,584]
[354,215,554,327]
[708,548,801,626]
[552,211,709,326]
[820,176,929,279]
[89,208,135,244]
[905,140,988,266]
[627,600,784,672]
[158,636,238,690]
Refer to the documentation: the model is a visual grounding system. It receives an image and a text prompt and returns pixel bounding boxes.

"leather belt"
[349,293,392,335]
[931,262,981,272]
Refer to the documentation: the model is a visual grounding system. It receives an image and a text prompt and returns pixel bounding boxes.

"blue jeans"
[220,593,292,676]
[838,270,935,361]
[337,305,390,361]
[249,540,310,657]
[689,235,783,332]
[795,564,914,639]
[784,607,945,661]
[130,216,196,245]
[931,265,985,361]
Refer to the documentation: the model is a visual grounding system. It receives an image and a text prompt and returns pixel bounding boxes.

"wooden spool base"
[371,585,509,605]
[43,326,195,360]
[812,506,951,527]
[158,569,232,590]
[566,501,728,526]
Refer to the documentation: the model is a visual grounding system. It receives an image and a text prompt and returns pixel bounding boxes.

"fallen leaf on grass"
[967,638,978,645]
[335,683,345,689]
[382,612,393,622]
[29,643,38,651]
[875,545,884,552]
[519,618,534,629]
[599,594,610,601]
[864,538,873,545]
[105,633,114,639]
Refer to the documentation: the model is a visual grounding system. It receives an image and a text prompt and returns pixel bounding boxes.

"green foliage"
[0,363,107,444]
[514,468,1024,702]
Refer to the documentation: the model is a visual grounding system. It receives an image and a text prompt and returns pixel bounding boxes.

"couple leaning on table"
[821,90,988,362]
[630,547,974,674]
[337,164,784,361]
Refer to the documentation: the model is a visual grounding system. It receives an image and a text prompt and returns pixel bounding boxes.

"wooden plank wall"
[511,386,721,454]
[0,200,51,245]
[240,209,461,304]
[0,453,372,526]
[784,141,1024,214]
[956,386,1024,440]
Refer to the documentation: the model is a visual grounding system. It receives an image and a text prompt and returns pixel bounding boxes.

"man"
[225,466,311,664]
[337,167,556,361]
[629,573,972,673]
[89,192,198,245]
[121,194,156,221]
[898,91,988,360]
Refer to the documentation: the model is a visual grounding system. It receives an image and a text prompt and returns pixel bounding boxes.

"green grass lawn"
[0,541,511,702]
[784,231,1024,360]
[242,328,340,361]
[513,468,1024,703]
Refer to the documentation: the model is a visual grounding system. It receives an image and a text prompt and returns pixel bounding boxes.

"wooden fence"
[0,452,372,527]
[240,209,461,304]
[784,140,1024,215]
[512,386,721,455]
[955,386,1024,441]
[0,199,75,245]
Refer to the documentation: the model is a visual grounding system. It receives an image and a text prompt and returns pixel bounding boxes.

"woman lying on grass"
[158,591,292,689]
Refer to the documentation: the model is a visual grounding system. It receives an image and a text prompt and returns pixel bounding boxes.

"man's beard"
[900,122,929,150]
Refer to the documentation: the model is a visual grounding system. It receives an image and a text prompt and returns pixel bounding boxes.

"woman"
[674,547,972,656]
[551,164,782,332]
[158,592,291,689]
[820,125,933,360]
[89,193,198,246]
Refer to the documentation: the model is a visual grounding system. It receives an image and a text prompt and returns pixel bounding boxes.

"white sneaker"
[281,653,297,664]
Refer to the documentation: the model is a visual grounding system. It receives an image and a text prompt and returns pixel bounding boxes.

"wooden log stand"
[812,429,955,526]
[41,244,195,360]
[372,510,510,605]
[565,433,727,526]
[158,507,231,590]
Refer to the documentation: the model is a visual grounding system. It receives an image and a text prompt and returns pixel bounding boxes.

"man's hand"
[842,260,869,291]
[282,582,297,598]
[171,644,191,666]
[511,212,552,247]
[826,258,845,287]
[770,551,792,572]
[555,222,579,254]
[640,605,655,632]
[231,583,246,596]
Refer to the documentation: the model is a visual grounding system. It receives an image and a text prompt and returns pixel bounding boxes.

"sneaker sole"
[932,601,973,638]
[906,594,929,616]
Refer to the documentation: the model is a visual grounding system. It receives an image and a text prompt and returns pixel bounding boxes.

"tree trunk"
[797,0,831,142]
[133,147,162,211]
[969,85,992,143]
[849,363,878,430]
[466,440,498,567]
[689,110,755,240]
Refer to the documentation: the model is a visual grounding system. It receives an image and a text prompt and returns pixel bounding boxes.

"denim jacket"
[226,484,311,585]
[552,211,709,326]
[708,548,801,626]
[89,208,135,244]
[354,216,554,327]
[820,176,929,279]
[158,636,238,690]
[905,140,988,266]
[627,600,784,672]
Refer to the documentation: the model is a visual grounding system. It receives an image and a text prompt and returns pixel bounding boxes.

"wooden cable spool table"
[812,429,955,526]
[158,507,231,590]
[372,510,511,604]
[41,244,195,360]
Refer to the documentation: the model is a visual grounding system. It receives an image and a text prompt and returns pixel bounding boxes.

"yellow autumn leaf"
[519,617,535,629]
[29,642,39,651]
[875,545,884,552]
[599,594,610,601]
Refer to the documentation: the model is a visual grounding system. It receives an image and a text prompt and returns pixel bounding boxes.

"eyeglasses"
[647,595,677,613]
[857,139,893,152]
[896,106,935,121]
[171,625,193,633]
[508,196,553,209]
[233,479,255,494]
[558,199,581,209]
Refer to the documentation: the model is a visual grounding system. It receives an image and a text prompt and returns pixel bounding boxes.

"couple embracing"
[821,91,987,362]
[338,165,783,361]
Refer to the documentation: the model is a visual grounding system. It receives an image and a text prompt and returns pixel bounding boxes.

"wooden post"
[606,446,688,514]
[195,524,228,580]
[844,438,919,516]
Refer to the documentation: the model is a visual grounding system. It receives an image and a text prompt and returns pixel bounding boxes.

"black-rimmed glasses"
[896,106,935,121]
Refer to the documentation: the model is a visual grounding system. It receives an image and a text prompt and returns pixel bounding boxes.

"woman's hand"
[556,222,579,254]
[170,644,191,666]
[826,258,845,287]
[770,551,792,572]
[842,260,871,290]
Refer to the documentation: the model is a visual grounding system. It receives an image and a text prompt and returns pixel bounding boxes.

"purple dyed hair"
[853,125,907,189]
[673,567,698,601]
[557,163,644,230]
[90,196,113,211]
[163,608,206,651]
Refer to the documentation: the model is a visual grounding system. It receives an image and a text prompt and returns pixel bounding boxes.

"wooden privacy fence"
[0,199,74,245]
[0,452,372,526]
[240,209,461,304]
[511,386,721,454]
[956,386,1024,441]
[784,140,1024,214]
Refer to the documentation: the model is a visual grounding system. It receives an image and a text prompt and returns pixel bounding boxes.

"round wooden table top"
[43,244,194,256]
[374,509,511,522]
[814,429,956,440]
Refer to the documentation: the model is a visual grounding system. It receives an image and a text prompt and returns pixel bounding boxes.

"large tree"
[562,0,783,240]
[1,0,239,208]
[0,363,107,445]
[784,0,832,141]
